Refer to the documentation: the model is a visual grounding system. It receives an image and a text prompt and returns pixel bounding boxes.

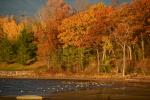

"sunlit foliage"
[0,0,150,75]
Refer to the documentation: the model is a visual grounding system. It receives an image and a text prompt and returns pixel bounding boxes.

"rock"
[20,90,24,93]
[16,95,42,100]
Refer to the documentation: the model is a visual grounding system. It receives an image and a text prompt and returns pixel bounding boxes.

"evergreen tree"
[16,29,37,65]
[0,34,15,63]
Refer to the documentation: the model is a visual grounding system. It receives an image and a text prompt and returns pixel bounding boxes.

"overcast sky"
[0,0,130,17]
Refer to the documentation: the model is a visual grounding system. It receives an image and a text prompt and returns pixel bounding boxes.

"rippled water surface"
[0,79,150,100]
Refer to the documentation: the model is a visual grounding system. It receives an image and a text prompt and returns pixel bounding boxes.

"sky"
[0,0,130,17]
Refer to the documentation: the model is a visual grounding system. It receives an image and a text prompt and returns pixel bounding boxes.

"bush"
[136,59,150,75]
[100,56,113,73]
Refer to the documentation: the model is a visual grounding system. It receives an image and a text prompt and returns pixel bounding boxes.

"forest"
[0,0,150,77]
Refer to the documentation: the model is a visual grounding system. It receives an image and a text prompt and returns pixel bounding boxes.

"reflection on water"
[0,79,150,100]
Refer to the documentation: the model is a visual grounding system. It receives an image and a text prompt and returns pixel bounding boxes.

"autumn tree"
[0,17,29,64]
[130,0,150,60]
[33,0,72,70]
[58,3,96,71]
[110,0,149,76]
[58,3,113,72]
[1,17,25,40]
[91,5,114,73]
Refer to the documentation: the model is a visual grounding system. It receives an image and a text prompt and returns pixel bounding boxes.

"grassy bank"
[0,62,48,71]
[0,63,150,83]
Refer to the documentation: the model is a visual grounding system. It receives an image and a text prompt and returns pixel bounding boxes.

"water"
[0,79,150,100]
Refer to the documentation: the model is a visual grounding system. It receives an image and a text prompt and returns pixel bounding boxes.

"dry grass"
[0,61,48,71]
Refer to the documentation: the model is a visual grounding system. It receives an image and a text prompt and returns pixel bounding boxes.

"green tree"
[16,29,37,65]
[0,34,15,63]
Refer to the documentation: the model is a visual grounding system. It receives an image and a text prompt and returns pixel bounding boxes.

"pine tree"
[0,34,15,63]
[16,29,37,65]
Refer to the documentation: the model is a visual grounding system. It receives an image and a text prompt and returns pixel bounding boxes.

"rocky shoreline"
[0,71,35,78]
[0,71,150,83]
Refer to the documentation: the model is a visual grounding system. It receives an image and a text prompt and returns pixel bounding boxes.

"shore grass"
[0,63,48,71]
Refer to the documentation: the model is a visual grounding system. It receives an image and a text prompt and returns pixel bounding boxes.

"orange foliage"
[58,3,107,48]
[110,0,150,45]
[34,0,72,60]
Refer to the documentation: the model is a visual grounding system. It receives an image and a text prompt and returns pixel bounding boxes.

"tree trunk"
[123,44,126,77]
[80,48,84,72]
[128,46,132,60]
[67,55,70,72]
[128,46,133,72]
[47,54,51,70]
[96,49,100,73]
[141,37,145,60]
[102,48,106,64]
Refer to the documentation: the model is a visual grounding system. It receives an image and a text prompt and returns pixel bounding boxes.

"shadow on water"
[0,79,150,100]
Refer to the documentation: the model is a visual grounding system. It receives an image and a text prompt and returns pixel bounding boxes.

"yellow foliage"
[0,17,25,40]
[102,36,113,51]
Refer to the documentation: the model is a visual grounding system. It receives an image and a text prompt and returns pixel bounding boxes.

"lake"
[0,79,150,100]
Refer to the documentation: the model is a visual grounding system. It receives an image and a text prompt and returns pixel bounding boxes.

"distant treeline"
[0,0,150,76]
